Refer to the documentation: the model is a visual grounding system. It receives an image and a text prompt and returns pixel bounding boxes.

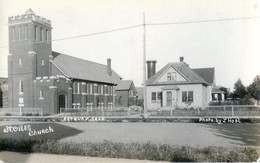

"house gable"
[155,66,188,83]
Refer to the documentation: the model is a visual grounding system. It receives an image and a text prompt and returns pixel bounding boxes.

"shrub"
[0,138,259,162]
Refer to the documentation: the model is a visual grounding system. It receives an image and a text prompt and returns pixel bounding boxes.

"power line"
[146,16,260,26]
[0,24,143,49]
[52,24,142,42]
[0,16,260,49]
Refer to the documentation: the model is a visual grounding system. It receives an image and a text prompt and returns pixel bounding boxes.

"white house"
[146,57,211,109]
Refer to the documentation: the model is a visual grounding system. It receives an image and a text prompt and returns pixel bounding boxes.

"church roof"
[115,80,133,91]
[51,51,121,85]
[192,68,215,85]
[146,62,209,86]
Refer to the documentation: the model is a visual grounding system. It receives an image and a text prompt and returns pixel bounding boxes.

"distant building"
[192,68,225,101]
[7,9,124,115]
[115,80,138,107]
[146,57,211,109]
[136,87,144,107]
[0,77,8,108]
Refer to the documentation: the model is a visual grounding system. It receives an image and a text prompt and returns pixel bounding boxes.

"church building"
[8,9,122,115]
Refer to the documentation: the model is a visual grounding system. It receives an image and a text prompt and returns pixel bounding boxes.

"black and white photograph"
[0,0,260,162]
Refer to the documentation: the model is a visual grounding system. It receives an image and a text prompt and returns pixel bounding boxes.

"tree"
[247,75,260,104]
[233,79,247,99]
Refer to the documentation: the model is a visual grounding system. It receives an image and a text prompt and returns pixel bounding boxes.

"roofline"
[153,64,190,84]
[50,60,69,78]
[52,51,123,79]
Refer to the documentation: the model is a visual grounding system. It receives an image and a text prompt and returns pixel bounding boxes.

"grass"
[0,138,259,162]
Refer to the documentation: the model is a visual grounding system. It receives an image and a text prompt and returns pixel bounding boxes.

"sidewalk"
[0,151,168,163]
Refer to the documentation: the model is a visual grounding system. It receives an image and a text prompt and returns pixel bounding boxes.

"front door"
[58,95,66,113]
[166,91,172,106]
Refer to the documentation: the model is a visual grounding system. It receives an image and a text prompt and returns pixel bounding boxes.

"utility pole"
[143,13,148,118]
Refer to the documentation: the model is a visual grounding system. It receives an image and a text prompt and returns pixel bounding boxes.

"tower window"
[35,26,38,40]
[39,90,44,99]
[41,58,44,66]
[24,25,28,40]
[18,26,21,40]
[19,58,22,66]
[12,27,15,41]
[19,80,23,94]
[46,30,49,42]
[40,28,43,41]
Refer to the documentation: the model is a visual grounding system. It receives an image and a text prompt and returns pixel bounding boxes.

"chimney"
[146,60,157,79]
[107,58,112,76]
[180,56,184,62]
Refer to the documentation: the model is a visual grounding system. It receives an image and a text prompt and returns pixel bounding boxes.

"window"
[41,59,44,66]
[182,91,193,102]
[46,30,49,42]
[41,28,43,41]
[19,80,23,94]
[18,26,21,40]
[94,84,98,94]
[35,26,38,40]
[182,91,187,102]
[104,85,108,94]
[157,92,162,102]
[100,85,103,95]
[90,84,93,94]
[39,90,43,99]
[77,82,80,94]
[12,27,15,41]
[107,86,113,95]
[167,72,177,81]
[110,86,113,95]
[19,58,22,66]
[24,25,28,40]
[188,91,193,102]
[73,82,77,94]
[151,92,156,103]
[86,84,89,94]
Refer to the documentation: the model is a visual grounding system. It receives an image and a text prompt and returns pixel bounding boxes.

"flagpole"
[143,12,148,118]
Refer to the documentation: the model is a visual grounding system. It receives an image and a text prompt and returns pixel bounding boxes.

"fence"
[147,105,260,117]
[0,108,43,116]
[60,107,142,117]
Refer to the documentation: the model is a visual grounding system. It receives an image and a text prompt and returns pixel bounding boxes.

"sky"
[0,0,260,90]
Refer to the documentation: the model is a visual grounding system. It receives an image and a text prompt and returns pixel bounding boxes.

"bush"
[0,138,259,162]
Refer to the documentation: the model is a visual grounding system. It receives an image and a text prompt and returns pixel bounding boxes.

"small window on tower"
[18,26,21,40]
[46,30,49,42]
[24,25,28,40]
[39,90,44,99]
[41,59,44,66]
[35,26,38,40]
[12,27,15,41]
[19,58,22,66]
[40,28,43,41]
[19,80,23,94]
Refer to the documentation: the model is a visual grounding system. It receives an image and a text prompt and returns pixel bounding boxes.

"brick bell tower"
[8,9,52,109]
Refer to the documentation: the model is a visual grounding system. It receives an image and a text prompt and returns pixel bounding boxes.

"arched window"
[39,90,43,99]
[41,58,44,66]
[19,80,23,94]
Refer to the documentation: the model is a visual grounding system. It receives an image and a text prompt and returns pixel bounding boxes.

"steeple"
[25,8,36,15]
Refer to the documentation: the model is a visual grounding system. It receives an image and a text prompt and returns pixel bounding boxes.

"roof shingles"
[51,51,121,84]
[147,62,209,86]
